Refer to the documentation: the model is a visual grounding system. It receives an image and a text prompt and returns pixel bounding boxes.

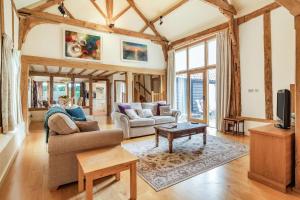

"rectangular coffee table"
[154,122,208,153]
[76,146,139,200]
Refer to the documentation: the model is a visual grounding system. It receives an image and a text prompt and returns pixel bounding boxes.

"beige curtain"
[167,50,176,108]
[1,34,23,132]
[216,30,232,131]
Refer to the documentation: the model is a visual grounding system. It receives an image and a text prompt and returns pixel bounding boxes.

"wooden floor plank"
[1,117,300,200]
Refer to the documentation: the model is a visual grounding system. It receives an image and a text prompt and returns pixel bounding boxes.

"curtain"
[1,34,23,132]
[216,30,232,131]
[167,50,176,108]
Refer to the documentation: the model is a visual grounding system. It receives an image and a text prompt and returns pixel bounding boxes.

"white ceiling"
[15,0,275,42]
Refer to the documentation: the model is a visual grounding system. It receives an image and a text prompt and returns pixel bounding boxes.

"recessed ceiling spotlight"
[58,0,66,17]
[159,16,163,26]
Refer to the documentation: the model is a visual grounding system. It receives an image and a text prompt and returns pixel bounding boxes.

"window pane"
[208,69,216,127]
[190,73,204,120]
[175,49,187,72]
[189,43,205,69]
[208,39,216,65]
[176,74,187,121]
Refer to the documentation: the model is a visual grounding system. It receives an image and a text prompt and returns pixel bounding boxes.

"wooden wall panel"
[263,12,273,120]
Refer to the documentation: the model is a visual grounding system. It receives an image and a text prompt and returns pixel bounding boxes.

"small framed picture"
[63,29,102,62]
[121,40,148,62]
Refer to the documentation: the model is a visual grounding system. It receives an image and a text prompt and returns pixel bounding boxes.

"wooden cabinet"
[248,124,295,192]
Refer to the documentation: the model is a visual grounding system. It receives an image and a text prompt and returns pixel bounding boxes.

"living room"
[0,0,300,200]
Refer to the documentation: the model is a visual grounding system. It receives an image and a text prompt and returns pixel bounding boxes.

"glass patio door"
[188,71,207,123]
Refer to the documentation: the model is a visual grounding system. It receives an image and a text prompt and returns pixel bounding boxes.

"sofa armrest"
[48,129,123,155]
[171,110,181,122]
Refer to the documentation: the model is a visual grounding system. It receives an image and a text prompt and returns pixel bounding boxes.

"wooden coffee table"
[76,146,139,200]
[154,122,208,153]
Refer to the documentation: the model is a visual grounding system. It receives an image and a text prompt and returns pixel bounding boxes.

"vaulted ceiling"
[15,0,274,42]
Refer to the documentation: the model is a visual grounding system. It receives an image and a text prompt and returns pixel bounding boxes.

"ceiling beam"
[58,66,62,73]
[88,69,99,75]
[151,0,188,24]
[201,0,236,15]
[29,71,103,79]
[64,7,75,19]
[68,68,75,74]
[78,69,87,75]
[97,70,109,76]
[44,65,48,72]
[90,0,107,20]
[112,5,131,22]
[32,0,60,12]
[275,0,300,16]
[18,8,164,43]
[106,0,114,25]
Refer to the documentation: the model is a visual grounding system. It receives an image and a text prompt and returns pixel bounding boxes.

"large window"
[175,37,217,126]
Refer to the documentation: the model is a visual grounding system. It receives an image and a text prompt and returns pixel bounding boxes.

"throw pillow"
[160,105,172,116]
[48,113,80,135]
[118,104,131,114]
[125,109,140,119]
[65,107,87,121]
[137,109,154,118]
[157,103,169,115]
[75,121,100,132]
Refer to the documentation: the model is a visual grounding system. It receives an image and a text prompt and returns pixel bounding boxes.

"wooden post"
[20,60,29,131]
[89,78,93,115]
[125,72,133,102]
[294,15,300,192]
[263,12,273,119]
[49,76,53,104]
[71,76,75,104]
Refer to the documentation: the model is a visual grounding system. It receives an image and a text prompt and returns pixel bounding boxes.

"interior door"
[188,71,207,123]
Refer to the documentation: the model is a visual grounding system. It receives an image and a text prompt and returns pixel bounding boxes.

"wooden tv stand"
[248,124,295,192]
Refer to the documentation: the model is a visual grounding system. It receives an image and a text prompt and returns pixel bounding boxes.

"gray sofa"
[112,102,180,138]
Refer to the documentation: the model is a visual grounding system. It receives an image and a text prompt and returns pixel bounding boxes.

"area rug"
[122,135,248,191]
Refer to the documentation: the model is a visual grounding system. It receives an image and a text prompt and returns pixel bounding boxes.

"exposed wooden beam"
[58,66,62,73]
[44,65,48,72]
[202,0,236,15]
[237,2,280,25]
[169,22,228,49]
[32,0,60,11]
[22,55,166,75]
[88,69,99,76]
[139,24,148,33]
[90,0,107,20]
[97,70,109,76]
[18,8,164,43]
[112,5,131,22]
[29,71,105,79]
[151,0,188,24]
[104,71,119,77]
[68,68,75,74]
[275,0,300,16]
[263,12,273,120]
[106,0,114,25]
[78,69,87,75]
[64,7,75,19]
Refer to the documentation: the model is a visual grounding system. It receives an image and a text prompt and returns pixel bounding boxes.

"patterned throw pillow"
[157,103,170,115]
[125,109,140,119]
[137,109,154,118]
[160,105,172,116]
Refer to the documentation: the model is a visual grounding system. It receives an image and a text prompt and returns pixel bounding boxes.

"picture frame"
[121,40,148,62]
[63,29,102,62]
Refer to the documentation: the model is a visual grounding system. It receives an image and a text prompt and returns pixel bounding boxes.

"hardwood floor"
[1,118,300,200]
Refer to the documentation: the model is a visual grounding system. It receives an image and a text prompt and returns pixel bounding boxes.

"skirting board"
[0,148,19,188]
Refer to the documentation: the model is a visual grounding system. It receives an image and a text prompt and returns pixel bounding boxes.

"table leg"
[242,121,245,135]
[203,128,207,145]
[130,162,137,200]
[86,176,93,200]
[78,164,84,192]
[115,172,120,181]
[155,129,159,147]
[168,133,173,153]
[237,122,240,135]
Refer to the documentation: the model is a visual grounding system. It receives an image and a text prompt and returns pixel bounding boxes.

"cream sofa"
[112,102,180,138]
[47,114,123,189]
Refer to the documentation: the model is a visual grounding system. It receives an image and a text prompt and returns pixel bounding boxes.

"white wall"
[239,7,295,132]
[0,0,24,185]
[22,24,166,69]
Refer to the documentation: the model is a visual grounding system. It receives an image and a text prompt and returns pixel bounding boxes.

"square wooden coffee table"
[154,122,208,153]
[76,146,139,200]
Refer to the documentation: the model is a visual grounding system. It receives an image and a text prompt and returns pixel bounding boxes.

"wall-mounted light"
[159,16,163,26]
[58,0,66,17]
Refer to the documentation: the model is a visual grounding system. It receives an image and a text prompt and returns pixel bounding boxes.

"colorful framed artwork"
[64,29,101,61]
[121,41,148,62]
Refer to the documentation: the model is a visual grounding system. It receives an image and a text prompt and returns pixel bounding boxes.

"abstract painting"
[64,30,101,61]
[122,41,148,62]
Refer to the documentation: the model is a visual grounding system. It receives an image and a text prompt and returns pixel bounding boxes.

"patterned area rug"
[123,135,248,191]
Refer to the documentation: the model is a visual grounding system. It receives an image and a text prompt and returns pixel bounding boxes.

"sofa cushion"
[160,105,172,116]
[75,121,100,132]
[141,103,158,115]
[65,107,87,121]
[125,109,140,119]
[129,118,155,127]
[130,102,142,110]
[48,113,80,135]
[151,116,175,125]
[137,109,153,118]
[118,104,131,114]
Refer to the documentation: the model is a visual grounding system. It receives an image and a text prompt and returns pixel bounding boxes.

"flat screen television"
[276,89,291,129]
